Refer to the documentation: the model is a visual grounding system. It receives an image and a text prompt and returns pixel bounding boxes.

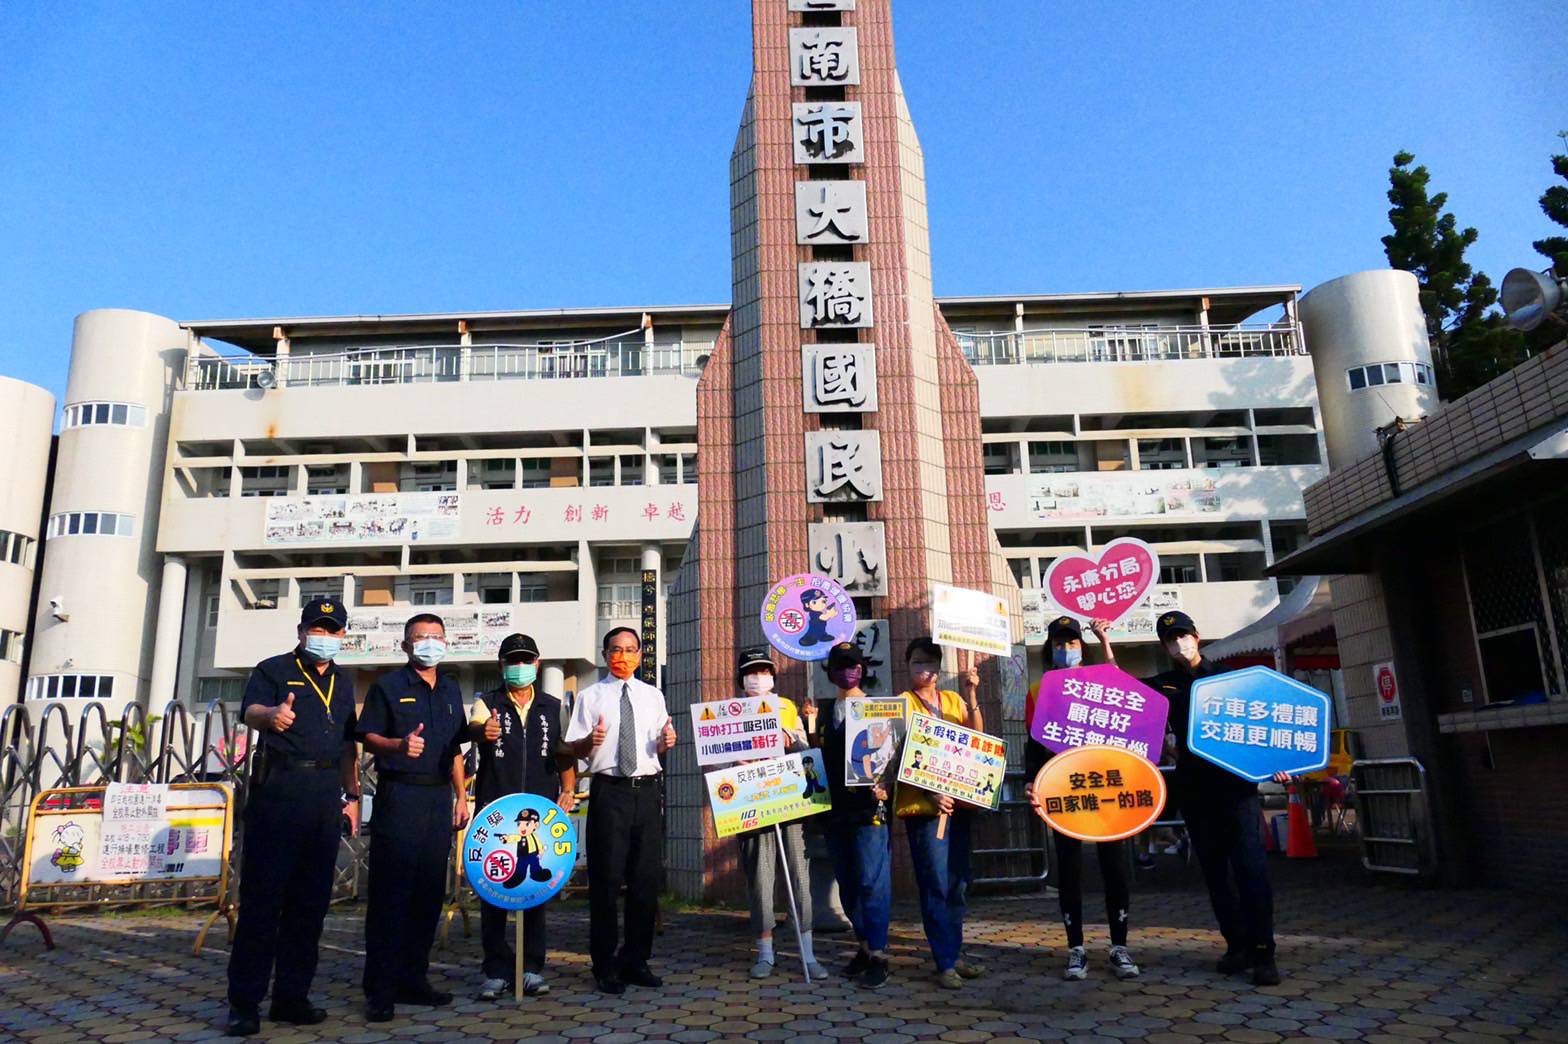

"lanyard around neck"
[294,657,334,714]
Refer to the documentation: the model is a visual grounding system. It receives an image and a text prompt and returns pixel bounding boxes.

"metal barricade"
[1349,758,1435,877]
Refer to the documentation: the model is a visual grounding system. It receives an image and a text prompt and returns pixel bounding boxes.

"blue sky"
[2,2,1564,404]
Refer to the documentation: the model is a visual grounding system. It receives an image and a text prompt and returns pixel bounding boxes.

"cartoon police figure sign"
[463,793,577,911]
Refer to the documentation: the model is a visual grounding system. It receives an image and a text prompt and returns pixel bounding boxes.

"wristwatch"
[342,791,361,804]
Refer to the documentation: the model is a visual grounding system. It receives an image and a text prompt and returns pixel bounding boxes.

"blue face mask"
[302,634,342,662]
[411,637,447,667]
[503,663,538,688]
[1052,646,1083,669]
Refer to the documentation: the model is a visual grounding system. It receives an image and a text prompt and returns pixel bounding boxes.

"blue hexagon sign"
[1187,666,1331,782]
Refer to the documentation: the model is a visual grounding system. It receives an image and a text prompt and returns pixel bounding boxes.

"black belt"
[266,755,337,772]
[379,770,449,786]
[594,773,660,789]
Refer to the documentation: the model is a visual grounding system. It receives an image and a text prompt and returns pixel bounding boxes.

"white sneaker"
[522,972,550,995]
[1108,945,1140,980]
[750,958,774,979]
[478,977,509,1000]
[1063,945,1088,981]
[806,961,830,981]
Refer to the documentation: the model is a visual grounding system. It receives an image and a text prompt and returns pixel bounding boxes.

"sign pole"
[514,911,524,1003]
[773,823,812,986]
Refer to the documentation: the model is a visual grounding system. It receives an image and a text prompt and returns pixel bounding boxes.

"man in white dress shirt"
[566,627,677,994]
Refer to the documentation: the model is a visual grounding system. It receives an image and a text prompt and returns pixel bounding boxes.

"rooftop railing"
[955,322,1304,367]
[186,334,713,391]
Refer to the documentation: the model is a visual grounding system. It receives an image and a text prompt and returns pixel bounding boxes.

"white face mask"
[742,674,775,697]
[1166,635,1199,662]
[411,637,447,667]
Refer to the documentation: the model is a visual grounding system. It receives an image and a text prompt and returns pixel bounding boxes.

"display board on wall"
[264,492,461,545]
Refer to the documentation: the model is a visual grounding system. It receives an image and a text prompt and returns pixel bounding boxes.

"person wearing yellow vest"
[896,636,983,990]
[733,648,829,980]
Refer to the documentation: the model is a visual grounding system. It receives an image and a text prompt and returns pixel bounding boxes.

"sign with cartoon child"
[843,697,907,786]
[463,793,578,912]
[759,573,857,661]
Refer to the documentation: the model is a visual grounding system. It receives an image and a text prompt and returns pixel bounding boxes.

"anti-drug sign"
[1187,666,1332,782]
[898,712,1007,811]
[463,793,578,911]
[930,583,1012,657]
[1032,746,1167,842]
[1041,537,1159,628]
[759,573,858,661]
[843,697,907,786]
[692,696,786,767]
[1031,664,1169,762]
[705,751,833,838]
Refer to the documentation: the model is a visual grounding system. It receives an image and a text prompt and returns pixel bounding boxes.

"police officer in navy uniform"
[467,633,577,1001]
[225,596,360,1037]
[357,612,470,1022]
[1145,610,1283,986]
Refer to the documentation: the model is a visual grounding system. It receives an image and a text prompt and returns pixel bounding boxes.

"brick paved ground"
[3,848,1566,1042]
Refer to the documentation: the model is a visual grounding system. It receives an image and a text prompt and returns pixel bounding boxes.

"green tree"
[1382,151,1524,400]
[1533,132,1568,273]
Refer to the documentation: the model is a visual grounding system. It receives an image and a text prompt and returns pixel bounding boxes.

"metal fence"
[0,699,376,913]
[186,336,711,391]
[955,323,1304,367]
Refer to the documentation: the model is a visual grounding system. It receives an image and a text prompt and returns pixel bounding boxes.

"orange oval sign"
[1032,746,1166,842]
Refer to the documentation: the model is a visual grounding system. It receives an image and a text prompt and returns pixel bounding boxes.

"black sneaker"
[267,998,327,1025]
[364,1004,394,1024]
[594,972,625,995]
[394,985,452,1007]
[1252,956,1281,986]
[859,956,891,990]
[843,950,872,979]
[1216,947,1251,974]
[224,1007,260,1037]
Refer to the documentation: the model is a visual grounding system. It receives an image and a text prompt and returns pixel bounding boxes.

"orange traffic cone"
[1261,807,1278,853]
[1285,783,1318,859]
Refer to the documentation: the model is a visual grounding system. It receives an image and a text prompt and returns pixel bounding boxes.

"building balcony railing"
[185,336,712,391]
[956,322,1304,367]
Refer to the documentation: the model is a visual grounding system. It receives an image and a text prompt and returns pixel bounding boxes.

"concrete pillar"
[542,663,565,697]
[148,555,188,710]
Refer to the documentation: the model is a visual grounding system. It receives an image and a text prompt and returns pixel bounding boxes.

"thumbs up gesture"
[590,714,608,752]
[483,705,501,743]
[401,722,426,759]
[657,717,677,753]
[271,693,296,733]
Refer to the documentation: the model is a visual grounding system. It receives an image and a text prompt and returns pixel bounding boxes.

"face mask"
[909,663,940,683]
[503,663,538,688]
[411,637,447,667]
[1052,646,1083,669]
[827,666,863,691]
[1166,635,1199,661]
[302,634,342,662]
[742,674,775,697]
[607,650,640,679]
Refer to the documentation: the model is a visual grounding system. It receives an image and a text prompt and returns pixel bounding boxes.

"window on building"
[62,401,148,430]
[517,584,549,603]
[1137,438,1186,471]
[47,512,135,538]
[1203,551,1267,582]
[198,676,247,705]
[520,458,552,489]
[0,530,34,566]
[597,582,641,619]
[1028,441,1079,473]
[682,453,697,484]
[411,588,452,606]
[205,594,220,629]
[235,578,281,610]
[477,459,517,490]
[983,443,1020,476]
[27,674,114,700]
[619,454,645,486]
[1253,407,1316,427]
[1193,437,1253,469]
[306,464,349,495]
[0,629,23,664]
[1007,559,1032,588]
[1158,557,1201,584]
[298,577,345,604]
[409,461,458,492]
[1256,434,1321,467]
[588,457,615,487]
[240,466,292,497]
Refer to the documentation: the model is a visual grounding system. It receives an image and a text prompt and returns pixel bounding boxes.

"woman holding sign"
[733,648,829,981]
[897,637,984,990]
[1024,616,1142,982]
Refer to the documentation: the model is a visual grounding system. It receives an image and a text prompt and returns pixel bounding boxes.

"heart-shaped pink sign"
[1042,537,1160,627]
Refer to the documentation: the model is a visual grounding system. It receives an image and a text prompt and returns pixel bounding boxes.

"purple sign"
[1029,664,1170,763]
[759,573,858,662]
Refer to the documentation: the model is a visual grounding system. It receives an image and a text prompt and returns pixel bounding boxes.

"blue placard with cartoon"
[462,793,577,911]
[1187,666,1331,783]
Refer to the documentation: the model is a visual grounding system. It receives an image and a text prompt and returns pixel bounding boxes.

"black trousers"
[586,775,663,976]
[1182,790,1275,955]
[1050,829,1131,948]
[363,781,453,1005]
[226,769,341,1012]
[480,901,547,980]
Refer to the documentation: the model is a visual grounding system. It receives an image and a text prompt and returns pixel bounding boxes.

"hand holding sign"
[1042,538,1159,628]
